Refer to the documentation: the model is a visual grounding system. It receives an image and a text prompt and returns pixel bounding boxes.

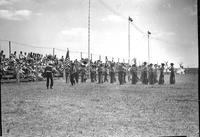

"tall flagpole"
[128,17,133,64]
[88,0,91,78]
[147,31,151,64]
[128,17,130,64]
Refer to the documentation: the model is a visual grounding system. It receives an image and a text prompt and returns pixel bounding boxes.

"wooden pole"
[53,48,55,56]
[80,52,82,59]
[9,41,11,58]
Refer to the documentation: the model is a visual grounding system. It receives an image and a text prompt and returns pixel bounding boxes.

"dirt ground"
[1,74,199,137]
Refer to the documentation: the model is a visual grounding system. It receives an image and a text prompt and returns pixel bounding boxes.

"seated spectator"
[19,51,24,60]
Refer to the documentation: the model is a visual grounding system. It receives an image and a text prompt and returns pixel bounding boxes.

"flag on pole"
[148,31,151,35]
[129,16,133,22]
[64,49,70,68]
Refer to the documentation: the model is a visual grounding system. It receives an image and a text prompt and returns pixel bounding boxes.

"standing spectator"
[169,63,175,84]
[158,63,165,85]
[19,51,24,60]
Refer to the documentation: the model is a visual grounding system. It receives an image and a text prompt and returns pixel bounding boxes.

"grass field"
[1,74,199,137]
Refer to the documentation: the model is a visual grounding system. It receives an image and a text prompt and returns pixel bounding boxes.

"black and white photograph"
[0,0,198,136]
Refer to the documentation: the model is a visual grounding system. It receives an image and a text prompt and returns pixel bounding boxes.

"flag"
[128,16,133,22]
[64,49,70,68]
[148,31,151,35]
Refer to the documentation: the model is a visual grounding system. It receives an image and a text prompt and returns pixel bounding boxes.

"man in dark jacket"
[44,61,56,89]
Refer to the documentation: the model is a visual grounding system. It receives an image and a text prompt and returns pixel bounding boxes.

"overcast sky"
[0,0,198,67]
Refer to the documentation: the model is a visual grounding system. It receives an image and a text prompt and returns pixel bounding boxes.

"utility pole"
[88,0,91,78]
[9,41,11,58]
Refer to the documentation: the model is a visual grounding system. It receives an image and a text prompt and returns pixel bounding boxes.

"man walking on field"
[44,61,56,89]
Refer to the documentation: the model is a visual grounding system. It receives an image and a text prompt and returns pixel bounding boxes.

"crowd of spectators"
[0,50,64,81]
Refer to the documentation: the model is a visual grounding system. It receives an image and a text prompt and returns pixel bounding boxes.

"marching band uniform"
[98,63,103,83]
[169,63,175,84]
[122,64,126,84]
[118,63,124,85]
[74,61,79,84]
[141,62,148,84]
[130,64,138,84]
[158,63,165,85]
[110,63,115,83]
[148,64,154,85]
[90,64,96,82]
[104,64,109,82]
[70,63,76,86]
[153,64,158,84]
[80,64,87,83]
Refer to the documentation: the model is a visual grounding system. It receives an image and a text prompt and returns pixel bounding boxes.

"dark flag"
[64,49,70,68]
[148,31,151,35]
[129,16,133,22]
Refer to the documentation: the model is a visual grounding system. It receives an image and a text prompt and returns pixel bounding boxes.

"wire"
[0,39,53,49]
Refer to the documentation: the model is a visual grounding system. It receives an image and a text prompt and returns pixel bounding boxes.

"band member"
[97,63,103,83]
[122,63,126,83]
[118,63,124,85]
[110,63,115,83]
[148,63,154,84]
[153,64,158,84]
[74,60,79,84]
[65,64,70,83]
[141,62,148,84]
[169,63,175,84]
[90,64,96,82]
[70,62,76,86]
[158,63,165,85]
[80,64,87,82]
[104,64,109,82]
[130,64,139,84]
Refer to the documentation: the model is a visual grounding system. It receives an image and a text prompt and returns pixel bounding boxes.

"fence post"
[9,41,11,58]
[99,55,101,61]
[80,52,82,59]
[118,58,119,63]
[53,48,55,56]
